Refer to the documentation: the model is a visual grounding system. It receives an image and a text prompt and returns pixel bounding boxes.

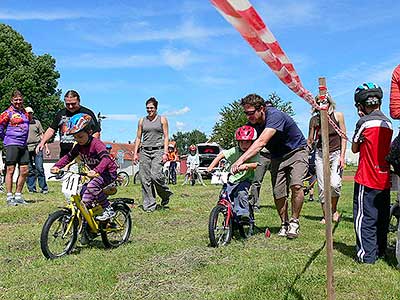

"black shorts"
[5,145,30,166]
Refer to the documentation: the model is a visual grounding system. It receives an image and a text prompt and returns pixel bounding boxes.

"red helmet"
[235,125,257,141]
[189,144,196,152]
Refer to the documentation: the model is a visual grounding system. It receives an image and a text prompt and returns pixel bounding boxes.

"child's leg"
[82,176,109,209]
[353,183,379,263]
[232,181,251,217]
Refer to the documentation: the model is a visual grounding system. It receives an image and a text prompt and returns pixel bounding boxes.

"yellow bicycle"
[40,169,133,259]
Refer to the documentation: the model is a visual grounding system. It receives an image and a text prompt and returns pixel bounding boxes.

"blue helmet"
[106,144,112,150]
[67,113,93,135]
[354,82,383,106]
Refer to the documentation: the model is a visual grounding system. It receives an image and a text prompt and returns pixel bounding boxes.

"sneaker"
[309,196,314,202]
[14,195,28,205]
[6,196,17,206]
[161,197,169,207]
[240,214,250,223]
[96,206,116,221]
[287,219,300,239]
[28,190,37,194]
[278,223,289,237]
[41,190,49,194]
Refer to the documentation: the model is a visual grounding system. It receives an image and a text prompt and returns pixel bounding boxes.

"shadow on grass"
[284,222,339,300]
[335,241,399,269]
[303,214,353,223]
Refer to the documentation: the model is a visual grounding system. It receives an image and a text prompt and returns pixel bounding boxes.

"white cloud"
[58,47,203,70]
[83,19,232,46]
[161,48,193,70]
[163,107,190,116]
[176,121,185,130]
[103,114,138,121]
[0,10,89,20]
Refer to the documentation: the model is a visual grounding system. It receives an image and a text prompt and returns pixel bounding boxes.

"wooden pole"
[318,77,335,300]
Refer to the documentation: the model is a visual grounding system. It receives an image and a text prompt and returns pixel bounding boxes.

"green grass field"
[0,174,399,300]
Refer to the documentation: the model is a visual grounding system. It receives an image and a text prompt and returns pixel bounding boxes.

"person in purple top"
[51,113,118,222]
[231,94,308,239]
[0,90,30,206]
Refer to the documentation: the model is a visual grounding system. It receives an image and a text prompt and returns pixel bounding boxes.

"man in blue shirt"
[231,94,308,238]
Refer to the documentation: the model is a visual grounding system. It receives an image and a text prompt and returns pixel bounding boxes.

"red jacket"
[390,65,400,119]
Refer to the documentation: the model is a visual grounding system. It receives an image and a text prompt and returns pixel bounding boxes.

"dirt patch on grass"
[342,175,354,182]
[112,247,219,299]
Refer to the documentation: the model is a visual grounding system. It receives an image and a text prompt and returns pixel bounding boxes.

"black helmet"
[354,82,383,106]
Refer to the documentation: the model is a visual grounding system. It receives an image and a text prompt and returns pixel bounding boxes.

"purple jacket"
[54,137,118,179]
[0,106,29,146]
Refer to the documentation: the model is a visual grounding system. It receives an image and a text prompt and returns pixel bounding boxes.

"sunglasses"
[244,108,259,116]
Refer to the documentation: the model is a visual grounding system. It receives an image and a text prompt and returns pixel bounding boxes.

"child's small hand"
[87,170,99,178]
[50,167,60,174]
[238,164,248,172]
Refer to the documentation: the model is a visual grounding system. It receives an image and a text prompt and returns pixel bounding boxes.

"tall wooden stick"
[318,77,335,300]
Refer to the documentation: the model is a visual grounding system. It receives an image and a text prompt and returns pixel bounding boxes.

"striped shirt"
[390,64,400,119]
[353,110,392,190]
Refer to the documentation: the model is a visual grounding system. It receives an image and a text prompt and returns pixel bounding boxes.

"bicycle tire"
[101,205,132,248]
[208,204,232,247]
[133,172,141,185]
[117,171,130,187]
[388,204,400,262]
[40,210,78,259]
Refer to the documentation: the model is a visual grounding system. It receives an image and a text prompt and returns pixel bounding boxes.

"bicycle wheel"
[117,171,130,187]
[388,204,400,254]
[133,172,141,185]
[40,210,78,259]
[101,206,132,248]
[208,204,232,247]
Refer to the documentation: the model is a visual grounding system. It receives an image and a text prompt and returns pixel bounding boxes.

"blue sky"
[1,0,399,143]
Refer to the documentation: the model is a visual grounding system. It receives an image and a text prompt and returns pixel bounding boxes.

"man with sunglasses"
[36,90,100,158]
[231,93,308,239]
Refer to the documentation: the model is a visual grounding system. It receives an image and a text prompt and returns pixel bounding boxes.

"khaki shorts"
[270,148,308,199]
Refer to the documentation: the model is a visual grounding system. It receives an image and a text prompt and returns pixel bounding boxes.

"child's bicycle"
[208,176,254,247]
[182,167,206,186]
[40,169,133,259]
[389,173,400,267]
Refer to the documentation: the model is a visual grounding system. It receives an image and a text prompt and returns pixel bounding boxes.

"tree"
[267,92,294,116]
[172,129,207,155]
[0,24,62,130]
[209,92,294,149]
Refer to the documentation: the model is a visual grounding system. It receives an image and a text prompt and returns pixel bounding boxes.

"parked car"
[197,142,222,178]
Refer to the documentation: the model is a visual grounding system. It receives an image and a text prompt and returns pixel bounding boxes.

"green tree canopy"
[209,92,295,149]
[0,24,62,130]
[172,129,207,155]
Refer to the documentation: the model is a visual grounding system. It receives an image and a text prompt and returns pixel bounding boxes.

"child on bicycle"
[352,82,393,264]
[207,125,259,220]
[167,143,177,184]
[50,113,118,221]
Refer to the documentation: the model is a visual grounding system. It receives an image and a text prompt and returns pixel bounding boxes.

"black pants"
[353,183,390,263]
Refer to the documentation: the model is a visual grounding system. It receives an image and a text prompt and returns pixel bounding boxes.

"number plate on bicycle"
[62,174,81,195]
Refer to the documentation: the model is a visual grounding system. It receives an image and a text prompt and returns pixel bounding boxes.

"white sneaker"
[96,206,116,221]
[14,195,28,205]
[287,219,300,239]
[277,223,288,237]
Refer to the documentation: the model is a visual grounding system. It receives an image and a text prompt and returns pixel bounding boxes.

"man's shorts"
[5,145,30,166]
[270,148,308,199]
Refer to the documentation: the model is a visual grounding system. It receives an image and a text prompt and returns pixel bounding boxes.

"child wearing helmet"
[186,144,199,173]
[167,143,178,184]
[352,82,393,264]
[207,125,260,220]
[51,113,118,222]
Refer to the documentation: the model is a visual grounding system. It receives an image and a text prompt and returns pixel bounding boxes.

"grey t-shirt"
[142,115,163,147]
[27,118,44,151]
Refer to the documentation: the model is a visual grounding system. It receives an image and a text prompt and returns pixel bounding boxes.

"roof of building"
[44,140,137,161]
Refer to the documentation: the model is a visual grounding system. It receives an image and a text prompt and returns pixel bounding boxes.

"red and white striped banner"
[211,0,348,140]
